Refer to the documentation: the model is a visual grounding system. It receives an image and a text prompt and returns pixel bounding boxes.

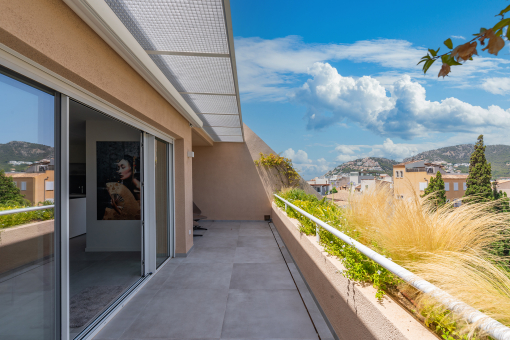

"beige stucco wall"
[175,138,194,254]
[192,141,270,220]
[394,167,467,201]
[271,204,436,340]
[393,166,434,199]
[0,0,194,254]
[192,124,322,221]
[442,176,467,201]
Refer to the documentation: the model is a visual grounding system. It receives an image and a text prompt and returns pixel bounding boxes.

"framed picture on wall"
[96,141,141,220]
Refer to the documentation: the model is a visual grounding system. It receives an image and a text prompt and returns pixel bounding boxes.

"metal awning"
[104,0,243,142]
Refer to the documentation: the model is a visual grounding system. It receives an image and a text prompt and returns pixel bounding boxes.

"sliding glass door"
[0,64,175,340]
[0,67,58,340]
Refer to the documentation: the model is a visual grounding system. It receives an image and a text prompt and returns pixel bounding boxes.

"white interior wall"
[85,120,141,252]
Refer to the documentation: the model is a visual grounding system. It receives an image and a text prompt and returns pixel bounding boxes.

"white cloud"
[235,35,510,100]
[481,77,510,95]
[291,62,510,139]
[451,35,466,40]
[281,148,312,164]
[282,148,332,179]
[333,139,419,162]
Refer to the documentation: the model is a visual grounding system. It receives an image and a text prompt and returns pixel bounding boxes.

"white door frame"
[60,94,70,340]
[143,133,157,274]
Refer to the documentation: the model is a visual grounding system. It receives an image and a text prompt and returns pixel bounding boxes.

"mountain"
[324,157,398,177]
[0,141,54,172]
[403,144,510,178]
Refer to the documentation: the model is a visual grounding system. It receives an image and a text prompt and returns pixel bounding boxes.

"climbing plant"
[254,152,300,187]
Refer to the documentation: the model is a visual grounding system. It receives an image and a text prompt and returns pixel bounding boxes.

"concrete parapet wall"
[0,220,54,273]
[271,203,435,340]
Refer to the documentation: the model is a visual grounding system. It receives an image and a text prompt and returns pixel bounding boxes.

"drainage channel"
[267,221,337,340]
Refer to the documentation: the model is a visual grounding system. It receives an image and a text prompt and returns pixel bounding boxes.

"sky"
[230,0,510,179]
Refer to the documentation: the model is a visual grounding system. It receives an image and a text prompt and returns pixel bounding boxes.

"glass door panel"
[0,68,57,340]
[155,138,169,267]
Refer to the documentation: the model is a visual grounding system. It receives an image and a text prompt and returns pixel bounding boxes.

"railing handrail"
[0,205,55,216]
[274,194,510,340]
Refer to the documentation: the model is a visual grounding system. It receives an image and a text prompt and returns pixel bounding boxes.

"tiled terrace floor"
[93,220,335,340]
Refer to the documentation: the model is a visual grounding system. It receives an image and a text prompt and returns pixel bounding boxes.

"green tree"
[331,187,338,194]
[464,135,493,203]
[493,183,510,213]
[0,170,29,206]
[423,172,446,206]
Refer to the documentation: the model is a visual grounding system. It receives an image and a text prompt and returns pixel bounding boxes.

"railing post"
[285,203,287,212]
[316,223,320,243]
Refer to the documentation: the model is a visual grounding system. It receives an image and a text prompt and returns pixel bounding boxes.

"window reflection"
[0,70,56,339]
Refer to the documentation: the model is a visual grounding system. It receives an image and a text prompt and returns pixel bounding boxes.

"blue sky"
[230,0,510,179]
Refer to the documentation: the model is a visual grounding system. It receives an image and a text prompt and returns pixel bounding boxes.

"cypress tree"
[434,172,447,205]
[423,174,437,197]
[0,170,29,206]
[423,171,446,206]
[464,135,493,203]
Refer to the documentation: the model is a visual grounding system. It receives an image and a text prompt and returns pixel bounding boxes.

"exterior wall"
[394,167,467,201]
[497,181,510,197]
[9,171,55,205]
[394,166,428,198]
[175,138,194,255]
[360,179,376,193]
[0,0,193,253]
[443,177,467,202]
[192,142,270,221]
[271,204,436,340]
[393,167,434,199]
[11,177,35,204]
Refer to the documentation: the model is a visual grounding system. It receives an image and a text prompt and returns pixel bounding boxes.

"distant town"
[309,151,510,207]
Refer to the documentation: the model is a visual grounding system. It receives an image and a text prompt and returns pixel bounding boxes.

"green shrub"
[0,201,54,229]
[275,188,398,298]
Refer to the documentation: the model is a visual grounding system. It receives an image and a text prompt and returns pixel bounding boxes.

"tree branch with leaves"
[419,4,510,78]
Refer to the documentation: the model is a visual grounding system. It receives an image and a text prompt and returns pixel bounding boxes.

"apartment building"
[393,161,468,202]
[7,169,55,204]
[6,159,55,205]
[307,177,331,195]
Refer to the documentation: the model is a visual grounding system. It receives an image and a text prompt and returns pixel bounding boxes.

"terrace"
[91,220,335,340]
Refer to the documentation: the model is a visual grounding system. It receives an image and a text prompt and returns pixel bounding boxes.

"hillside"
[0,141,54,172]
[324,157,398,177]
[404,144,510,178]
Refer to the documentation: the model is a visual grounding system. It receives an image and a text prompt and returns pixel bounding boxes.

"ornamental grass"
[345,184,510,335]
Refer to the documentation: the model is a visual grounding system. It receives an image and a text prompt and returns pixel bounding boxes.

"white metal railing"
[0,205,55,216]
[274,194,510,340]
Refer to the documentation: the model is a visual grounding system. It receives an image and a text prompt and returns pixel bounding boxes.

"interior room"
[68,100,143,337]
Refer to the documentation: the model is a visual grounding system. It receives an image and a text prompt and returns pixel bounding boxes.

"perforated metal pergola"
[105,0,243,142]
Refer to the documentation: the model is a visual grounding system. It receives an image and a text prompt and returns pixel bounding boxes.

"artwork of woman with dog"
[96,141,141,220]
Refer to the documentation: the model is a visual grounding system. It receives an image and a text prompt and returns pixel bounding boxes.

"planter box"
[271,203,435,340]
[0,220,54,273]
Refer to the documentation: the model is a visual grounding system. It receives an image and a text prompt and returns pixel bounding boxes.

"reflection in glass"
[155,139,169,267]
[0,71,56,339]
